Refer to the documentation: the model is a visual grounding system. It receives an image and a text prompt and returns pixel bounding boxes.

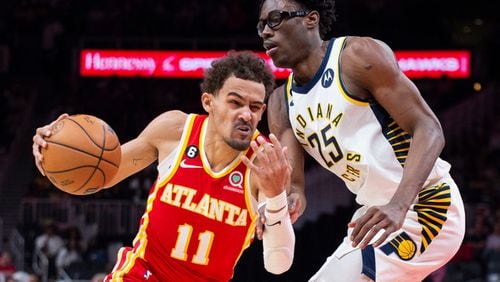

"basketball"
[41,114,121,195]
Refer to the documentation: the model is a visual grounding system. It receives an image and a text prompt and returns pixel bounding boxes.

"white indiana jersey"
[285,36,451,206]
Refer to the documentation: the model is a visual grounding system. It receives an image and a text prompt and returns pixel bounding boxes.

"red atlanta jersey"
[107,114,261,282]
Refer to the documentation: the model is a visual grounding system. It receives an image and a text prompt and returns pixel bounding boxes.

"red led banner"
[80,50,470,79]
[396,50,470,78]
[80,50,291,79]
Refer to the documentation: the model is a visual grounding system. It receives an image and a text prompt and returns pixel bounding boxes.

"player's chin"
[227,138,251,151]
[270,53,292,69]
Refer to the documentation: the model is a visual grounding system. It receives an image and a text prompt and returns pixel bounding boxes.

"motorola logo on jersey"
[185,145,199,159]
[321,68,334,88]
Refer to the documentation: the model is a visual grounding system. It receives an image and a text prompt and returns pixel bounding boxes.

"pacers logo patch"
[380,232,417,261]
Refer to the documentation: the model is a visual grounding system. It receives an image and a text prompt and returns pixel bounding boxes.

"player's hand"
[241,133,291,198]
[348,203,407,249]
[255,203,266,240]
[255,192,304,240]
[32,113,69,176]
[287,192,305,224]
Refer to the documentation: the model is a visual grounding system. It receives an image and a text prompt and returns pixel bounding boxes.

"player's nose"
[239,108,252,121]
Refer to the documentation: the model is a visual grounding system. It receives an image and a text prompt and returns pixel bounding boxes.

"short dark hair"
[200,51,275,100]
[259,0,336,40]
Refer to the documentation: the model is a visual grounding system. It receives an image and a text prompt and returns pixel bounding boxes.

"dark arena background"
[0,0,499,281]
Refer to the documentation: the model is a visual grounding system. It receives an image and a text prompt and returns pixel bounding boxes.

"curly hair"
[200,50,275,100]
[259,0,336,40]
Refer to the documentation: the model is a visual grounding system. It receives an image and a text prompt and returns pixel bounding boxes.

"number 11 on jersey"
[171,224,214,265]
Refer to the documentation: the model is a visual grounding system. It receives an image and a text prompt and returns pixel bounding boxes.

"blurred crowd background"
[0,0,499,281]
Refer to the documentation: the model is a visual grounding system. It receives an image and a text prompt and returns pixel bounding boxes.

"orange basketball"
[41,114,121,195]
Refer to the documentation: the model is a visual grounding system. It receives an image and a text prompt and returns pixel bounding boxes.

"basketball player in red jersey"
[32,51,295,281]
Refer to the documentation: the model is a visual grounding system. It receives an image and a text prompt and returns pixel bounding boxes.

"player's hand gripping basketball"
[32,113,69,176]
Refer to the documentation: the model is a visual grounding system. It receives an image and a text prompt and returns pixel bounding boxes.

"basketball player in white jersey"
[257,0,466,281]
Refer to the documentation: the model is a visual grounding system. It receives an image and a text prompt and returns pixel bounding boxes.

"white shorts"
[309,175,466,282]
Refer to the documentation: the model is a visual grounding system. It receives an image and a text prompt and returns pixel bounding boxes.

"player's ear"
[201,92,213,112]
[259,104,267,120]
[304,10,320,29]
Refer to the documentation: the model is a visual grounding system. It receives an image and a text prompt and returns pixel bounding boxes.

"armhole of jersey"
[336,37,370,106]
[284,76,293,115]
[156,114,197,186]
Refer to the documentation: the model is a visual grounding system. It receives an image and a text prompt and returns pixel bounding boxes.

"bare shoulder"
[153,110,188,128]
[343,36,397,67]
[141,110,188,143]
[137,110,189,162]
[341,36,401,95]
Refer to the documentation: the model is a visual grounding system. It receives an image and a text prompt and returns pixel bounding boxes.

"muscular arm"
[104,110,187,188]
[342,37,445,246]
[267,86,306,222]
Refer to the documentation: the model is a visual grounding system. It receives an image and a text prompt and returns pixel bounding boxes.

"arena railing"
[20,198,145,238]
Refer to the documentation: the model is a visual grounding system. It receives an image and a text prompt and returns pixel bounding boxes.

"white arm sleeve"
[262,192,295,274]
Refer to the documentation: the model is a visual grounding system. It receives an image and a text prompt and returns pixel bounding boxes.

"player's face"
[207,75,266,151]
[258,0,311,68]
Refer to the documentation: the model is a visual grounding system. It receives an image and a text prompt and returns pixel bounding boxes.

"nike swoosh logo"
[180,159,203,169]
[265,221,282,227]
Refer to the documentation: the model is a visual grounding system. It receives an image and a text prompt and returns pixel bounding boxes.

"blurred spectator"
[467,207,491,258]
[484,221,500,275]
[56,226,83,273]
[0,250,15,280]
[34,221,64,279]
[90,272,106,282]
[8,271,39,282]
[55,237,83,275]
[485,221,500,251]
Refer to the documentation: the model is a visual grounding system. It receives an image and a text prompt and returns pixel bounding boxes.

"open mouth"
[235,125,252,137]
[237,125,251,133]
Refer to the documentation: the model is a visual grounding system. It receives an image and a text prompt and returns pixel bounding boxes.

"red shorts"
[104,247,159,282]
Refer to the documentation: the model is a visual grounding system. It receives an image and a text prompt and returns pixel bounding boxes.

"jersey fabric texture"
[105,114,260,282]
[285,37,465,281]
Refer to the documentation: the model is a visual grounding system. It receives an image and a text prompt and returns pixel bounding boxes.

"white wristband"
[265,191,288,225]
[265,190,287,212]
